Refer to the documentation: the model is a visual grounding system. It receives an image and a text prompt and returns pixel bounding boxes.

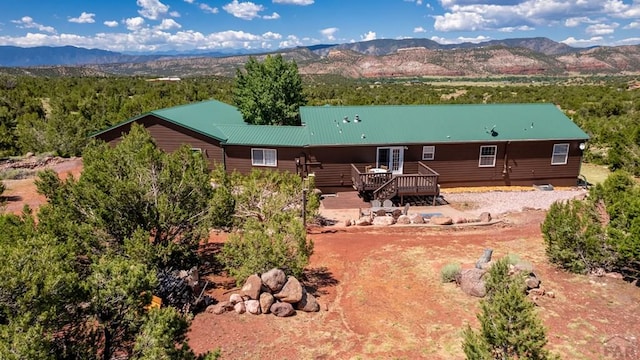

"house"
[94,100,589,202]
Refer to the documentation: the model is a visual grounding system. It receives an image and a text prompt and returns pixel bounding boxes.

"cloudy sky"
[1,0,639,53]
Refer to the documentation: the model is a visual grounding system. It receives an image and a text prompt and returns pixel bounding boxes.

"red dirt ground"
[193,212,640,360]
[2,160,639,359]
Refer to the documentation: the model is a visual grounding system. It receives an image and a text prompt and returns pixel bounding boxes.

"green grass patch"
[440,262,461,283]
[580,163,611,185]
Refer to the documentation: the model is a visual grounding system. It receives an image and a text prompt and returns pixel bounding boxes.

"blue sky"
[1,0,639,53]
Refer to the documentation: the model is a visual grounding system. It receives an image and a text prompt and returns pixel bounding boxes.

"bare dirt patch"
[1,157,83,215]
[191,210,640,360]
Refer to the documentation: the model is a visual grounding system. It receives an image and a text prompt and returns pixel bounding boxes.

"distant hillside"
[0,45,170,66]
[1,38,639,77]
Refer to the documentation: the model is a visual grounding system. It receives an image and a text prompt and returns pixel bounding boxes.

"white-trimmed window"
[551,143,569,165]
[422,146,435,160]
[478,145,497,167]
[251,148,277,167]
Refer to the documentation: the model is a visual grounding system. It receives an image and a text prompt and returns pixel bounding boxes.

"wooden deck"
[351,162,440,203]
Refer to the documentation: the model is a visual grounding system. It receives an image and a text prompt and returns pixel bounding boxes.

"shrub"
[504,253,521,265]
[218,216,313,285]
[462,258,557,360]
[541,199,610,273]
[441,262,461,283]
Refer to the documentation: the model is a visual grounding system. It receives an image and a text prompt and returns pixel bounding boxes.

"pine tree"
[462,258,557,360]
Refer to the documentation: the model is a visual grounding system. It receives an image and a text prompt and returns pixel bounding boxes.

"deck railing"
[353,162,440,201]
[351,164,392,192]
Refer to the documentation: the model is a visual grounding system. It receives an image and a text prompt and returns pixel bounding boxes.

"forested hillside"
[0,74,638,173]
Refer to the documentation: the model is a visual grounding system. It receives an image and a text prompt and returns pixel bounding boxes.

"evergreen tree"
[233,55,306,126]
[462,258,556,360]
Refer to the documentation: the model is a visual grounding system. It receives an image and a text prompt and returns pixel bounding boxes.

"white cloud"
[262,31,281,40]
[11,16,56,33]
[273,0,314,5]
[498,25,534,32]
[0,27,286,52]
[414,26,427,33]
[223,0,265,20]
[564,16,596,27]
[184,0,195,3]
[320,27,338,40]
[137,0,170,20]
[433,0,640,33]
[361,31,377,41]
[434,11,488,32]
[200,4,219,14]
[125,17,146,31]
[624,21,640,29]
[104,21,119,28]
[560,36,604,47]
[586,22,619,35]
[263,12,280,20]
[614,37,640,45]
[156,19,181,30]
[69,12,96,24]
[430,35,491,44]
[279,34,303,48]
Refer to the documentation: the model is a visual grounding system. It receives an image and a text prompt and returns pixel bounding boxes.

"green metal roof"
[97,101,589,147]
[216,124,309,146]
[300,103,589,146]
[151,100,245,141]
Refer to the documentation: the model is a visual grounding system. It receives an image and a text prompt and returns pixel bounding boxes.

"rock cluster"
[454,253,553,301]
[347,211,494,227]
[207,268,320,317]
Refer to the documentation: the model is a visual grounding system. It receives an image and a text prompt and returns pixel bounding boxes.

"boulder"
[409,213,424,224]
[234,301,246,314]
[431,216,453,225]
[458,268,487,297]
[525,275,541,289]
[475,248,493,269]
[270,302,295,317]
[259,292,275,314]
[229,293,244,305]
[295,289,320,312]
[355,218,371,226]
[453,216,468,224]
[396,215,411,224]
[241,274,262,300]
[372,216,395,226]
[480,212,492,223]
[261,268,287,293]
[274,276,303,303]
[245,300,261,315]
[512,262,535,273]
[206,301,232,315]
[528,287,545,297]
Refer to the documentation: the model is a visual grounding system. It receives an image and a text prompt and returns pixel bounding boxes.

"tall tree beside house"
[233,54,306,126]
[462,258,557,360]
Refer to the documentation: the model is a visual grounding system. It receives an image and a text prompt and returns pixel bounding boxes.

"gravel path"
[442,188,588,217]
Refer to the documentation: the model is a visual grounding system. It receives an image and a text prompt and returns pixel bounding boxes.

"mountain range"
[1,37,639,77]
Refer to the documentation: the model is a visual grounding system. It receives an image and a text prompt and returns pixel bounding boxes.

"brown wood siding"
[304,140,584,189]
[414,140,583,188]
[224,146,301,176]
[94,116,224,169]
[98,118,584,189]
[303,146,378,188]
